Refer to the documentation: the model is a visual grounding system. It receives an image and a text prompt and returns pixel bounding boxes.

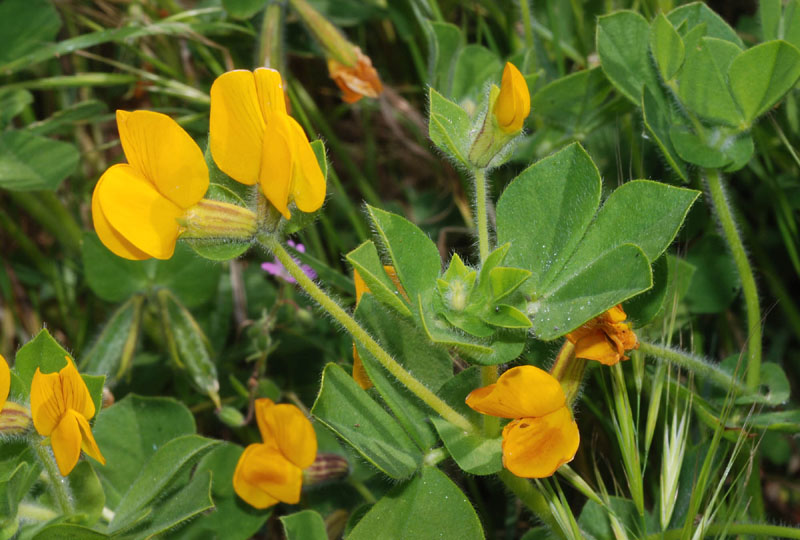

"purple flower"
[262,240,317,284]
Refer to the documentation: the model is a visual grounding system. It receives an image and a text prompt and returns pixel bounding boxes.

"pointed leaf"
[347,241,412,317]
[281,510,327,540]
[642,87,690,182]
[678,37,743,127]
[650,13,685,81]
[667,2,743,46]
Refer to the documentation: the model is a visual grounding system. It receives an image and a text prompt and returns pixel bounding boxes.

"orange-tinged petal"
[0,354,9,407]
[51,409,83,476]
[210,70,267,186]
[91,177,150,260]
[97,163,182,260]
[352,346,373,390]
[286,117,326,214]
[76,412,105,466]
[30,368,63,436]
[259,113,294,219]
[255,399,317,469]
[353,268,368,303]
[501,406,579,478]
[59,357,95,421]
[604,305,627,324]
[466,365,566,419]
[234,443,302,507]
[254,67,287,117]
[571,329,620,365]
[116,110,208,209]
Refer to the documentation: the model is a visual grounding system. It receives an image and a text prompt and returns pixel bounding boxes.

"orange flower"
[0,354,8,410]
[328,47,383,104]
[233,398,317,509]
[351,266,405,390]
[565,305,638,366]
[30,357,105,476]
[466,365,579,478]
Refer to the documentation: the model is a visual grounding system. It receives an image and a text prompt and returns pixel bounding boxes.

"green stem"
[16,502,59,522]
[260,234,475,432]
[644,523,800,540]
[258,1,284,71]
[638,341,749,396]
[518,0,534,49]
[34,442,73,515]
[499,471,563,537]
[474,168,490,262]
[703,168,762,390]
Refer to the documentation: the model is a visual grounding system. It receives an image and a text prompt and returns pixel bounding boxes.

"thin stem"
[518,0,535,49]
[704,168,762,390]
[34,442,73,515]
[258,1,284,71]
[260,234,475,433]
[474,168,490,262]
[644,523,800,540]
[499,470,563,537]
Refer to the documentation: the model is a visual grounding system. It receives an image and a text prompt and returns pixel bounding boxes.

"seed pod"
[303,453,350,486]
[81,295,143,384]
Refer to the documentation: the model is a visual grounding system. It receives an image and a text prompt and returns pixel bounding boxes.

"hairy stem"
[34,442,73,515]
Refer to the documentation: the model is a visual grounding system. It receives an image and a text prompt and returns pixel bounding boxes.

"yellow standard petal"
[97,164,183,260]
[501,406,580,478]
[255,398,317,470]
[493,62,530,133]
[116,110,208,209]
[59,356,96,421]
[0,354,9,408]
[466,365,566,419]
[233,443,302,508]
[254,67,287,117]
[259,113,295,219]
[210,70,267,186]
[30,368,64,436]
[50,409,84,476]
[91,177,150,260]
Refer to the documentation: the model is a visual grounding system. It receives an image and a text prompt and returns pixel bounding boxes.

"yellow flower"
[493,62,530,133]
[209,68,326,219]
[30,357,105,476]
[233,398,317,509]
[328,47,383,104]
[1,354,8,410]
[466,365,579,478]
[565,304,638,366]
[92,110,209,260]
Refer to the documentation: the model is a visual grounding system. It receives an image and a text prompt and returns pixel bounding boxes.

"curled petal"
[466,365,566,419]
[501,406,580,478]
[51,409,83,476]
[116,110,208,209]
[255,399,317,469]
[210,70,267,186]
[569,329,621,365]
[328,48,383,104]
[76,412,105,466]
[97,164,183,260]
[1,354,9,407]
[233,443,302,508]
[566,304,638,365]
[91,179,149,260]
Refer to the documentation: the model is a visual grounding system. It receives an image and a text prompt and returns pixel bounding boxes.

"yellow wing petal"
[51,409,83,476]
[76,412,105,466]
[254,67,287,117]
[233,444,281,509]
[286,117,326,214]
[210,70,266,186]
[501,406,579,478]
[97,164,182,260]
[30,368,63,436]
[259,113,294,219]
[116,110,208,209]
[466,365,566,419]
[0,354,9,407]
[60,357,95,421]
[233,443,302,507]
[255,399,317,470]
[91,176,150,260]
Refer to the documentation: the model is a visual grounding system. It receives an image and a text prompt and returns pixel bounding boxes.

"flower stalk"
[34,442,73,515]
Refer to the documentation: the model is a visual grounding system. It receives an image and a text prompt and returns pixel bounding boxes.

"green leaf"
[596,11,661,105]
[678,37,743,127]
[0,445,40,526]
[175,444,271,540]
[0,0,61,66]
[108,435,220,533]
[479,304,531,329]
[130,470,214,539]
[67,461,105,526]
[154,243,223,308]
[685,235,740,313]
[760,0,782,41]
[221,0,267,19]
[428,88,471,165]
[784,0,800,50]
[80,296,142,382]
[82,232,150,302]
[451,44,502,104]
[0,89,32,127]
[488,267,532,303]
[280,510,328,540]
[729,40,800,125]
[578,496,657,539]
[624,255,669,327]
[667,2,743,47]
[27,100,107,136]
[733,362,790,406]
[650,13,685,81]
[347,241,412,317]
[311,363,422,479]
[366,205,441,300]
[669,126,754,170]
[567,180,700,266]
[92,395,196,509]
[641,87,690,182]
[423,20,463,96]
[532,67,618,135]
[0,131,78,191]
[348,467,484,540]
[31,525,109,539]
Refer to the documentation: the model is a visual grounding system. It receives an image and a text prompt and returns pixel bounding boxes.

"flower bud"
[178,199,257,241]
[217,405,246,428]
[0,401,32,436]
[303,452,350,486]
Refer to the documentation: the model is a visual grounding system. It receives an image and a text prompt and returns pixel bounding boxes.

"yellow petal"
[352,345,373,390]
[91,176,150,260]
[116,110,208,209]
[353,268,368,304]
[0,354,9,407]
[97,164,182,260]
[233,443,302,508]
[76,412,105,466]
[570,329,621,365]
[210,70,266,186]
[59,357,95,421]
[51,409,83,476]
[255,399,317,469]
[604,304,628,324]
[466,365,566,419]
[493,62,529,133]
[501,406,580,478]
[259,113,294,219]
[254,67,287,117]
[30,368,63,436]
[286,117,326,214]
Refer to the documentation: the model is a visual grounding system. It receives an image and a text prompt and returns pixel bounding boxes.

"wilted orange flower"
[565,304,638,365]
[493,62,530,133]
[328,47,383,104]
[466,365,579,478]
[30,357,105,476]
[233,398,317,509]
